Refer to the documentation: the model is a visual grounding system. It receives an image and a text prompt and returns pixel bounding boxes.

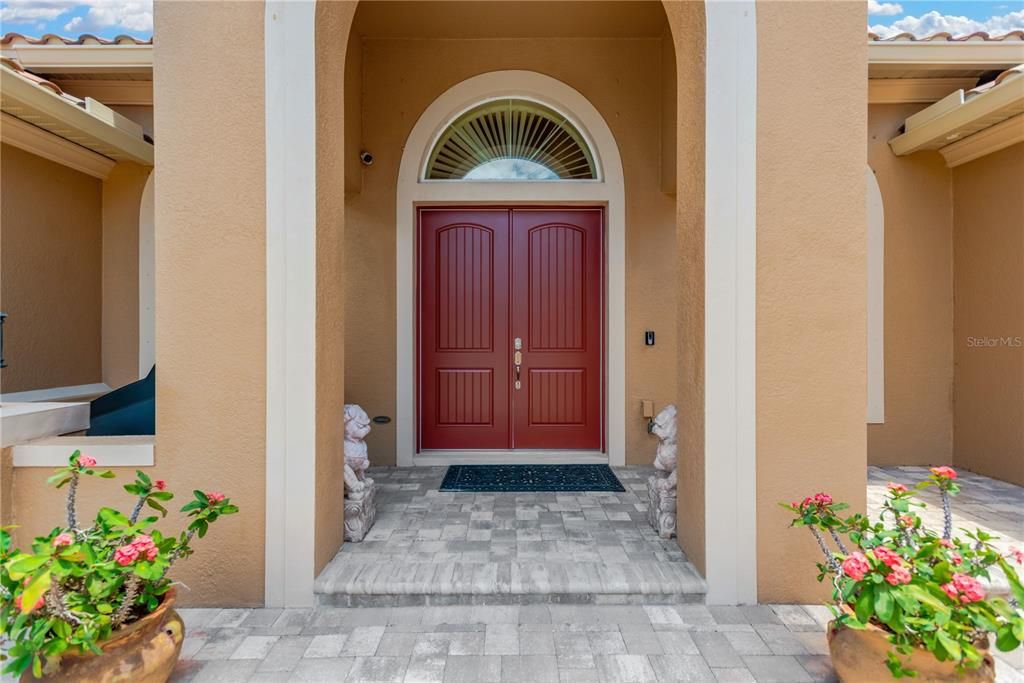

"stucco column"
[154,0,268,606]
[755,0,868,602]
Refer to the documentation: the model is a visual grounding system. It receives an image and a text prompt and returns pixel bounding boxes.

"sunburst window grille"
[425,99,598,180]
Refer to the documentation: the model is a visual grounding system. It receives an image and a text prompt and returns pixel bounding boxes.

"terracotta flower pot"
[24,588,185,683]
[828,618,995,683]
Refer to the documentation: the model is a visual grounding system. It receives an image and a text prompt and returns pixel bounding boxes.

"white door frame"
[263,1,759,607]
[395,71,626,467]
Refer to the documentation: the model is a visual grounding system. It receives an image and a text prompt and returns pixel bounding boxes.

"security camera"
[360,151,374,166]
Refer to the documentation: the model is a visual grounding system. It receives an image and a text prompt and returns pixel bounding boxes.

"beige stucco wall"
[343,29,685,466]
[867,104,954,467]
[314,0,356,575]
[101,163,151,390]
[0,143,103,393]
[756,1,867,602]
[664,1,706,574]
[952,142,1024,486]
[150,0,267,605]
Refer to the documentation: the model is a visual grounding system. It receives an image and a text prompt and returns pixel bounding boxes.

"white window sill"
[12,435,154,468]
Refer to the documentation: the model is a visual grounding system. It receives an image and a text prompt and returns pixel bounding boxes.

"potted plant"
[1,451,238,681]
[783,466,1024,681]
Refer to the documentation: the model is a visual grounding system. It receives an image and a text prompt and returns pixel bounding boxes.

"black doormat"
[439,464,625,493]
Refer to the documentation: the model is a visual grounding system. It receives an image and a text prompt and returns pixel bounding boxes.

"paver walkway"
[170,602,1024,682]
[169,466,1024,681]
[315,467,705,605]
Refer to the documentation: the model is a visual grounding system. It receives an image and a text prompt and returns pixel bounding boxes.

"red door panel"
[511,209,603,449]
[419,209,511,449]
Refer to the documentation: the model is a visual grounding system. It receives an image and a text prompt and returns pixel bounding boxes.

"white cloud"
[868,1,903,17]
[870,9,1024,37]
[64,0,152,33]
[0,0,79,24]
[0,0,151,34]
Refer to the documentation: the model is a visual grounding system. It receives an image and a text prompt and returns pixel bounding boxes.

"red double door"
[419,208,604,451]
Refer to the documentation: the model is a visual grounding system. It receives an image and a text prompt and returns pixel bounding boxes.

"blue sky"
[0,1,1022,41]
[869,0,1024,36]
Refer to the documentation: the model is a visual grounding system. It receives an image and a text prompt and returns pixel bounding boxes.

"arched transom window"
[425,99,598,181]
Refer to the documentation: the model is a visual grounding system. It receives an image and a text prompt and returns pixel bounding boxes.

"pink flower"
[77,454,97,468]
[131,534,158,562]
[885,566,912,586]
[205,491,225,503]
[1008,547,1024,565]
[940,539,954,549]
[951,552,963,565]
[950,573,987,604]
[52,532,74,547]
[930,466,957,480]
[812,492,833,506]
[887,482,908,494]
[941,582,959,601]
[873,547,903,568]
[154,480,167,491]
[114,544,140,566]
[842,552,871,581]
[899,515,915,527]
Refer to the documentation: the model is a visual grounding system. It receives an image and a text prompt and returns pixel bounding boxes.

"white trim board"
[13,435,154,467]
[396,71,627,468]
[703,1,758,606]
[0,402,90,448]
[138,171,156,378]
[1,382,110,403]
[264,0,318,608]
[866,168,885,424]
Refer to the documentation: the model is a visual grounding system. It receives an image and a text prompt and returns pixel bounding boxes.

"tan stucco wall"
[149,0,267,605]
[314,0,356,575]
[664,1,706,574]
[756,1,867,602]
[952,142,1024,486]
[102,163,151,390]
[0,143,102,393]
[343,31,685,465]
[867,104,954,467]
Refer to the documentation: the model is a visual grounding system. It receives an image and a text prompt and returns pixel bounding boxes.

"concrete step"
[314,559,707,607]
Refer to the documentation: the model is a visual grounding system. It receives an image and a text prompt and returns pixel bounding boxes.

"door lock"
[513,338,522,390]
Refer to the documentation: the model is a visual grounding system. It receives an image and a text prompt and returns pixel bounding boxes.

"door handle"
[513,338,522,390]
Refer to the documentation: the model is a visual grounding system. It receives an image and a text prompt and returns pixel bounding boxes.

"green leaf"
[996,625,1021,652]
[855,586,874,624]
[875,588,895,623]
[936,629,961,661]
[137,470,151,486]
[194,490,209,504]
[97,470,116,478]
[20,570,50,614]
[150,491,174,501]
[146,498,168,517]
[220,504,239,515]
[32,655,42,679]
[8,554,49,574]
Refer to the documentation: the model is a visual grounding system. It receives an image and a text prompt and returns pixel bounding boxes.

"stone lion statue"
[343,404,373,496]
[651,404,678,492]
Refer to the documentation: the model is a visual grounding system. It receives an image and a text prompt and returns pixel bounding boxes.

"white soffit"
[0,44,152,74]
[889,68,1024,156]
[868,41,1024,72]
[0,65,153,165]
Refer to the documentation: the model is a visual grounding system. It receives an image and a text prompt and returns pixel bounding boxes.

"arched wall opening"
[266,0,757,607]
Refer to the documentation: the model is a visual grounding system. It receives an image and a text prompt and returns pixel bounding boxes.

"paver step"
[314,559,707,606]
